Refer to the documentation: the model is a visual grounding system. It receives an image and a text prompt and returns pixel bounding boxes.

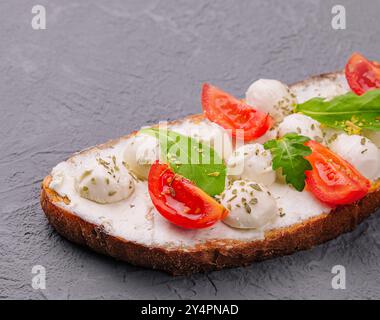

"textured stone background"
[1,0,380,300]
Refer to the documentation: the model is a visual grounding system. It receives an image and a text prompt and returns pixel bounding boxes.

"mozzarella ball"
[123,134,160,180]
[329,134,380,180]
[172,121,233,160]
[278,114,324,141]
[245,79,297,123]
[76,156,135,204]
[220,180,278,229]
[227,144,275,186]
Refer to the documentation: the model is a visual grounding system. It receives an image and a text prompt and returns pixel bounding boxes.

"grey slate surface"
[1,0,380,300]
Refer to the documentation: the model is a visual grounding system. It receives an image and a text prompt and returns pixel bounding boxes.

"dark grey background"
[1,0,380,300]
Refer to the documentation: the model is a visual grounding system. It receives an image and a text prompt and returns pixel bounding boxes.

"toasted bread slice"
[40,71,380,275]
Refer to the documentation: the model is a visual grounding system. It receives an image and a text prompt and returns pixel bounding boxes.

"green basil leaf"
[140,127,226,196]
[264,133,312,191]
[296,89,380,134]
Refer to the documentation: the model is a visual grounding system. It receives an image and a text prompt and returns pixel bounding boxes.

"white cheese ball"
[172,121,233,160]
[245,79,297,123]
[76,156,135,204]
[329,134,380,180]
[123,134,160,180]
[221,180,278,229]
[278,114,324,142]
[227,144,275,186]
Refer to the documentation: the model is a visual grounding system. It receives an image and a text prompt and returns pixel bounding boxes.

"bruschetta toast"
[41,53,380,275]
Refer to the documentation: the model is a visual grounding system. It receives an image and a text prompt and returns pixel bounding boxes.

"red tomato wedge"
[345,52,380,95]
[148,161,228,229]
[305,140,370,206]
[201,83,272,141]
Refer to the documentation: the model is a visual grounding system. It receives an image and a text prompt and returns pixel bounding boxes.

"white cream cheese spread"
[48,71,380,248]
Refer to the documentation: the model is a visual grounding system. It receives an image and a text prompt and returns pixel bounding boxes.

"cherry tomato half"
[201,83,272,142]
[345,52,380,95]
[305,140,370,206]
[148,161,228,229]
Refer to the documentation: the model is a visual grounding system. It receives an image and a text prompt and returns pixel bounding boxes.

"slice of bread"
[40,71,380,275]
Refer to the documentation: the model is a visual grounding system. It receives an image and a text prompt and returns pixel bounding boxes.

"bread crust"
[40,71,380,275]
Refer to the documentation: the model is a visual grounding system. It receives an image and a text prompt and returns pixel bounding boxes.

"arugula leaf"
[296,89,380,134]
[140,127,226,196]
[264,133,312,191]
